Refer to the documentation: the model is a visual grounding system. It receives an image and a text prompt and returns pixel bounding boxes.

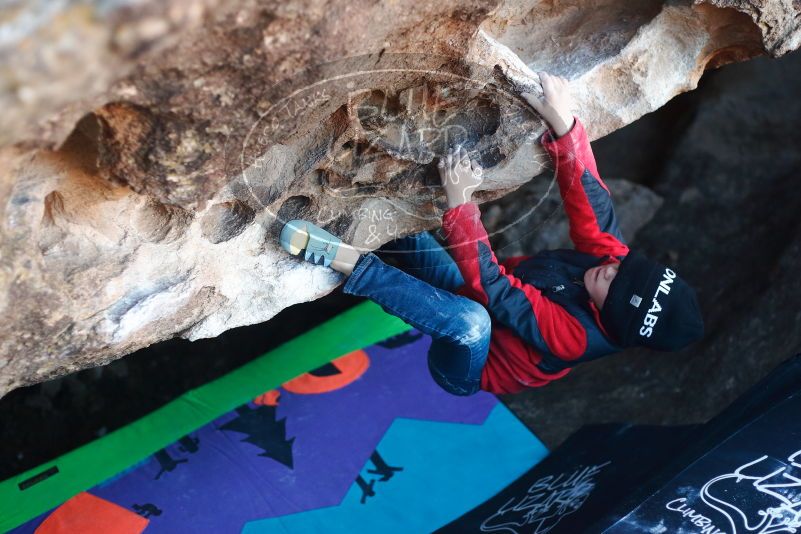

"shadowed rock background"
[1,0,800,477]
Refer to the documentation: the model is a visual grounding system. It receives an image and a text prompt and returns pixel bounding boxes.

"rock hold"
[0,0,799,396]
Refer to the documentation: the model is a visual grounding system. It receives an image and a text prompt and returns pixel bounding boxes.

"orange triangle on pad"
[35,491,148,534]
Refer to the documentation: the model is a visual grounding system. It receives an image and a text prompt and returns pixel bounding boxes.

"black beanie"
[600,251,704,351]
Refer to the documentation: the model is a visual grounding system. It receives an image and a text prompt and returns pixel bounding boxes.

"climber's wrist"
[447,198,470,209]
[445,188,473,209]
[549,114,576,139]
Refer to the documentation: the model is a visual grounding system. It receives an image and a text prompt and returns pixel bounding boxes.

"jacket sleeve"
[441,202,587,360]
[540,116,630,258]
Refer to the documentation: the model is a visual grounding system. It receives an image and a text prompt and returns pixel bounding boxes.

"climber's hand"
[522,71,576,138]
[438,146,483,209]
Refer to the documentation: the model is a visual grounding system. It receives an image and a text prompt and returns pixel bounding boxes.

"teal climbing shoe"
[279,220,342,268]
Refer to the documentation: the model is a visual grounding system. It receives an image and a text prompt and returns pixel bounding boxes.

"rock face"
[0,0,218,147]
[0,0,799,396]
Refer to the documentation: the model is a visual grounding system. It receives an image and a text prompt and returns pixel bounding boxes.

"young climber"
[279,71,704,396]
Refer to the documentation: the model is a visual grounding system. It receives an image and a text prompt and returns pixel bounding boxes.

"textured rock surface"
[1,0,799,396]
[0,0,218,147]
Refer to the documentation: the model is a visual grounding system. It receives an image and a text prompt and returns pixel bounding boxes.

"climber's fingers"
[538,70,558,99]
[450,146,460,167]
[450,147,461,184]
[458,147,470,168]
[522,92,544,113]
[541,71,570,99]
[537,70,549,87]
[471,160,483,180]
[521,91,535,103]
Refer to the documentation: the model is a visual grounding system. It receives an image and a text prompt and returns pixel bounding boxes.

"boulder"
[0,0,798,396]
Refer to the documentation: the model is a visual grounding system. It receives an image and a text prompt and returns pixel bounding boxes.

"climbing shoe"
[279,220,342,268]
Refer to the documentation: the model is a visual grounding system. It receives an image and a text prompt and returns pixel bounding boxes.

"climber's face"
[585,261,620,310]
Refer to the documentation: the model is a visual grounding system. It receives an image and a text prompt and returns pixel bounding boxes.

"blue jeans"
[342,232,490,396]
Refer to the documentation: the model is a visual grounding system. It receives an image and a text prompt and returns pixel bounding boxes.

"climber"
[278,71,704,396]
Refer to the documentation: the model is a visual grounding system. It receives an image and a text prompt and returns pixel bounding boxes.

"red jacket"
[441,116,630,394]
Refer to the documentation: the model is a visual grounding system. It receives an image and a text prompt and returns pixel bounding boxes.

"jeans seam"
[438,374,479,395]
[342,252,376,294]
[428,363,481,395]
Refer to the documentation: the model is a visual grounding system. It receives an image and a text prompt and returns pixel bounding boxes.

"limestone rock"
[0,0,218,147]
[200,200,256,244]
[0,0,799,396]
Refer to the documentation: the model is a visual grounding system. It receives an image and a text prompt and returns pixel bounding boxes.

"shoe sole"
[287,227,310,256]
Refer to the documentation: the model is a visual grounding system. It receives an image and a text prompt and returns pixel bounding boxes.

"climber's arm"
[441,202,588,360]
[540,117,629,257]
[437,145,588,359]
[523,71,629,258]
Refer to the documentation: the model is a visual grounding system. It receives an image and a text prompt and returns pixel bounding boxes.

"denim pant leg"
[343,253,490,396]
[379,231,464,292]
